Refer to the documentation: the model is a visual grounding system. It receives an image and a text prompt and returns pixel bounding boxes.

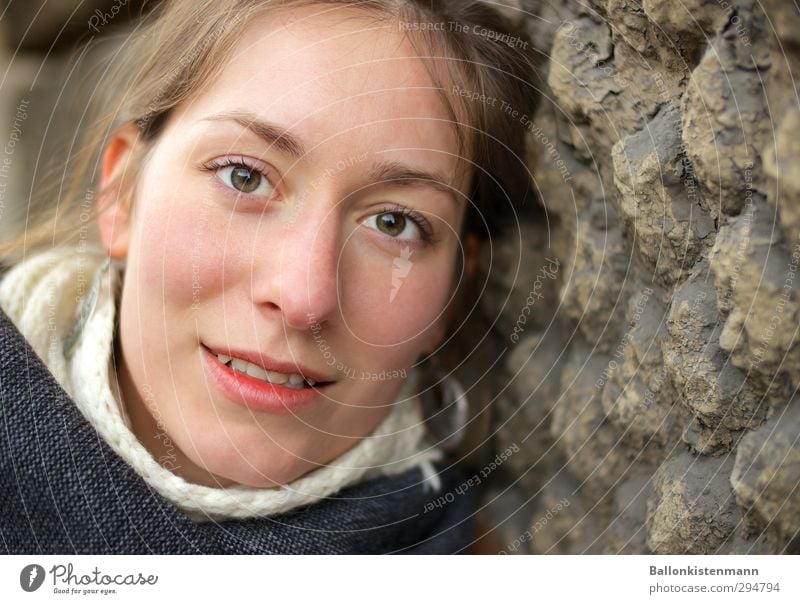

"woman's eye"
[363,211,421,240]
[217,164,274,196]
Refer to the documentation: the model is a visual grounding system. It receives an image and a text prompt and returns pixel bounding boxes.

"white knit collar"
[0,245,443,521]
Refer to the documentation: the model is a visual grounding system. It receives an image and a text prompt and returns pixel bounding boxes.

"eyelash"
[201,156,277,197]
[200,157,438,246]
[377,204,438,246]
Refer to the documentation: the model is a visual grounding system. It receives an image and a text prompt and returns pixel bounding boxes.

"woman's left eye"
[362,210,422,240]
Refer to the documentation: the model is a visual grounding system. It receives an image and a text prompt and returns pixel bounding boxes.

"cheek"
[345,252,455,346]
[134,191,227,309]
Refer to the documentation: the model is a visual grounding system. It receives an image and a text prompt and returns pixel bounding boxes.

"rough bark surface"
[486,0,800,554]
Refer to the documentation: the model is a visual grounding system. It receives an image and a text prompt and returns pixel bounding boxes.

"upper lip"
[203,343,333,383]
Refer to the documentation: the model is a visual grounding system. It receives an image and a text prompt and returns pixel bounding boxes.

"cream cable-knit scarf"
[0,244,443,521]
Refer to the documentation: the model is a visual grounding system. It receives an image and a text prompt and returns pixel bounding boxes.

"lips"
[200,344,333,415]
[201,343,332,384]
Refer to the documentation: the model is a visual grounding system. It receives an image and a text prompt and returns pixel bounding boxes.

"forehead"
[168,5,467,188]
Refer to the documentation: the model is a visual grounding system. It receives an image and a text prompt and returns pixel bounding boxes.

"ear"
[97,122,142,260]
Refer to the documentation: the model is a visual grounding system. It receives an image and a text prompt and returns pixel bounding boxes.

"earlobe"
[97,123,142,260]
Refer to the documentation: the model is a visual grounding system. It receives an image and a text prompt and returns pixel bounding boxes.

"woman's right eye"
[202,157,278,198]
[216,164,274,196]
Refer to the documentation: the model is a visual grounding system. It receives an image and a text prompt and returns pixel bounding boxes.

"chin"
[194,443,312,489]
[225,464,312,489]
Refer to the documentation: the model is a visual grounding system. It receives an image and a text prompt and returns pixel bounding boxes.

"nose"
[255,202,341,331]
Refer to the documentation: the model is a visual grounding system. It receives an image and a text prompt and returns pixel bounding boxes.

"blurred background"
[0,0,155,242]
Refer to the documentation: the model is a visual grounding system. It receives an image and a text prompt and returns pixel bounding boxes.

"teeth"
[246,363,268,381]
[230,358,250,373]
[215,351,310,388]
[265,370,288,385]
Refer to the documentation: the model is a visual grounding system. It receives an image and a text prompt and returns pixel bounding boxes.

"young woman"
[0,0,537,553]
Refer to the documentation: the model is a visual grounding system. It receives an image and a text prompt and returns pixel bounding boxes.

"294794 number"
[736,583,780,592]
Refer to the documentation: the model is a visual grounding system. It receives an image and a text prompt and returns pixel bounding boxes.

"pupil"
[377,212,405,236]
[231,166,260,193]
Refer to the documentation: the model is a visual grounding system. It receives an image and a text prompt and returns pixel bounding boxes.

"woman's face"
[100,7,471,488]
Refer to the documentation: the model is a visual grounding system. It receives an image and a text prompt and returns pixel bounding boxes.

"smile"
[201,345,333,415]
[212,352,316,389]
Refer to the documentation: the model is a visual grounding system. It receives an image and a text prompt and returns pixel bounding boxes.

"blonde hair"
[1,0,539,262]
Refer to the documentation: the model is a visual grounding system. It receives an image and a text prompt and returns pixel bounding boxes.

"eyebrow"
[368,160,459,208]
[201,111,461,207]
[203,111,307,158]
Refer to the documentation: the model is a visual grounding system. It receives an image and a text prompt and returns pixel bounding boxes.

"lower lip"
[201,345,328,414]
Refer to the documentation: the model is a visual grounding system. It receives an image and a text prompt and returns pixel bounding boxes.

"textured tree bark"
[487,0,800,554]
